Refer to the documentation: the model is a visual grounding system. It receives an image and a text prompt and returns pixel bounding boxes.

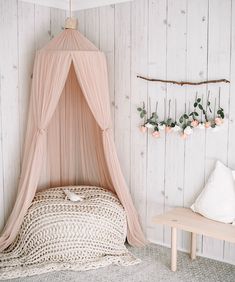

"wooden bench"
[153,208,235,271]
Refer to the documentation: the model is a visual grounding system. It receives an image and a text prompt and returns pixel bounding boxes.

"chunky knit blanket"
[0,186,140,280]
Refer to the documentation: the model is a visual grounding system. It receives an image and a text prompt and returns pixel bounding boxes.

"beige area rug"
[3,243,235,282]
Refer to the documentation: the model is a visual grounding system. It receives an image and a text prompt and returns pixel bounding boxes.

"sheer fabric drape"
[0,52,71,251]
[72,52,146,246]
[0,49,145,251]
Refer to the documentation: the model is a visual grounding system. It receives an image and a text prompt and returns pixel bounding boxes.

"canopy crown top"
[65,17,77,30]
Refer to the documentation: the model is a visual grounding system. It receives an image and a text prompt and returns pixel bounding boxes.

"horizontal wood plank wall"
[0,0,234,265]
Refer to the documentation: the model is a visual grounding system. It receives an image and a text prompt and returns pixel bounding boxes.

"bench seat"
[153,208,235,271]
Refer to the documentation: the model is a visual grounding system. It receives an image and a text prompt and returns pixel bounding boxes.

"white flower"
[184,126,193,135]
[145,123,154,129]
[158,124,165,130]
[172,125,181,132]
[198,123,205,130]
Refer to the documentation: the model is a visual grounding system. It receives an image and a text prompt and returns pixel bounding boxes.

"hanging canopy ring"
[65,0,77,29]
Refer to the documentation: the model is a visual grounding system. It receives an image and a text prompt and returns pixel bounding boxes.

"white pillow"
[191,161,235,224]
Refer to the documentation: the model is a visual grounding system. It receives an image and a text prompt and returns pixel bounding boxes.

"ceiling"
[20,0,133,11]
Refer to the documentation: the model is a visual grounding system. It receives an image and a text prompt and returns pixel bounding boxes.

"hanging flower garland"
[137,90,225,139]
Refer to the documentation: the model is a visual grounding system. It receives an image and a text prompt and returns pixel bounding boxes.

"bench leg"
[191,232,196,260]
[171,227,177,271]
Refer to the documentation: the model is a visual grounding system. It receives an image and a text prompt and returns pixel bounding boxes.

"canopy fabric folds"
[0,29,145,251]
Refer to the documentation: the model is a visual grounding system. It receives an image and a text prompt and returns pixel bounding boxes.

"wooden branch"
[137,75,230,86]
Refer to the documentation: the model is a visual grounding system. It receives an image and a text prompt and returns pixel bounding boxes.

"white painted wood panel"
[203,0,231,260]
[99,5,115,127]
[75,10,85,34]
[164,0,187,250]
[0,0,21,223]
[114,2,131,186]
[183,0,208,255]
[84,8,100,48]
[18,1,35,160]
[35,5,51,50]
[146,0,167,244]
[130,0,148,230]
[225,0,235,263]
[0,0,235,265]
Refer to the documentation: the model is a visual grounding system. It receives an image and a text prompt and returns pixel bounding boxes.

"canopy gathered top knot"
[0,27,146,251]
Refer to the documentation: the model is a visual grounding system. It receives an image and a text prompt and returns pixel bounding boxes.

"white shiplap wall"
[0,0,235,265]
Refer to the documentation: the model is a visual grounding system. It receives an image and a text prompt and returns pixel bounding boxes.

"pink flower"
[191,120,199,128]
[140,125,147,133]
[165,126,172,133]
[152,131,160,138]
[181,133,188,139]
[205,121,211,128]
[215,117,223,126]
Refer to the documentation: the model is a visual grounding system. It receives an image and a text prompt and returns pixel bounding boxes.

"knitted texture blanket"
[0,186,140,280]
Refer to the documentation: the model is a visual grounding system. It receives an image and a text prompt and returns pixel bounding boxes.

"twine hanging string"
[149,97,151,117]
[164,98,166,120]
[214,97,217,119]
[201,95,204,121]
[218,87,221,108]
[155,101,158,116]
[174,99,177,122]
[168,99,171,119]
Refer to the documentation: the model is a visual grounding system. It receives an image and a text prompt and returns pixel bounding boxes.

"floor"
[4,244,235,282]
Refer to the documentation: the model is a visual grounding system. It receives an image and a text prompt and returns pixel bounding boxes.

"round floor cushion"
[0,186,139,280]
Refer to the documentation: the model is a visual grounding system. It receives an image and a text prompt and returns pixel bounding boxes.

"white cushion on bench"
[191,161,235,224]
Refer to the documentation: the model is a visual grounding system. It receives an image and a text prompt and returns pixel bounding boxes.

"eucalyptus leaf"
[137,107,142,111]
[198,104,203,110]
[194,102,198,108]
[197,98,201,103]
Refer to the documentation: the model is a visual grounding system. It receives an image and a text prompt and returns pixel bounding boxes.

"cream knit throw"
[0,186,140,280]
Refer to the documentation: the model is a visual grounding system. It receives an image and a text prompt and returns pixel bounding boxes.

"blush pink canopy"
[0,28,146,251]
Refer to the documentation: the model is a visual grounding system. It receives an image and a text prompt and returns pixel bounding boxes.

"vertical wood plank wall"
[0,0,235,264]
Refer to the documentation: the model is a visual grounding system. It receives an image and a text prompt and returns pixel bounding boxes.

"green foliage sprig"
[137,102,147,119]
